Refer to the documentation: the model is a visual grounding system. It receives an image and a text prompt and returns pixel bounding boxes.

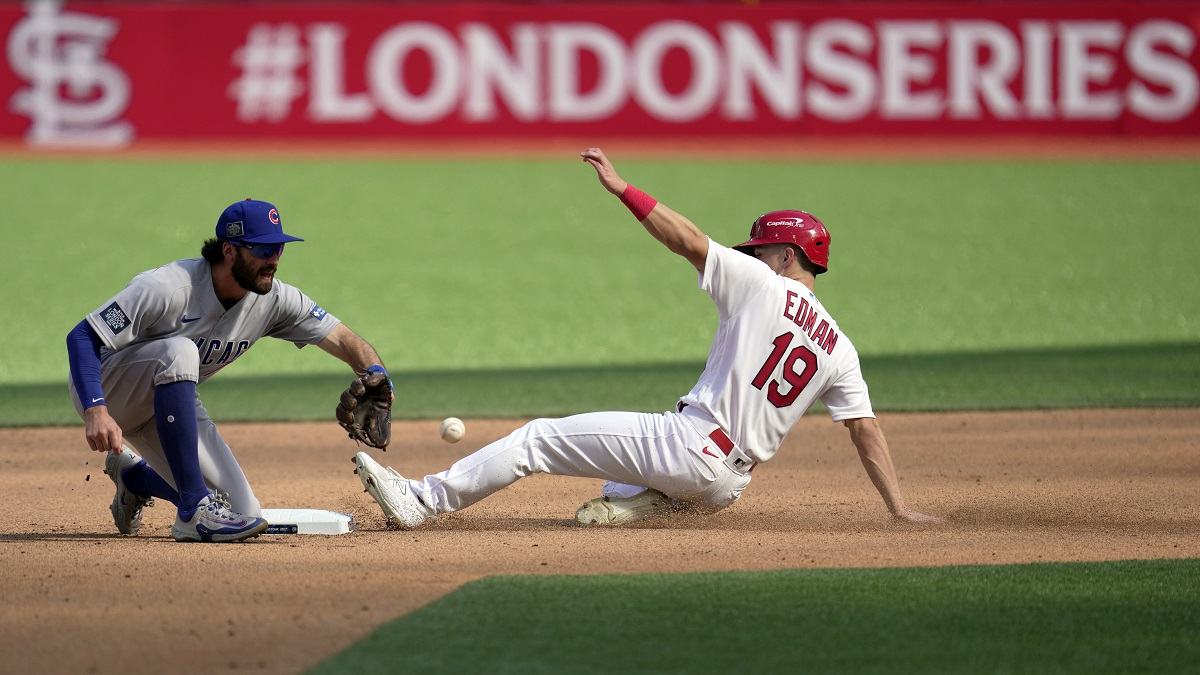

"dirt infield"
[2,408,1198,674]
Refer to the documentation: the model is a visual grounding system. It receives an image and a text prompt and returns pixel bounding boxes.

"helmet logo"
[765,217,804,228]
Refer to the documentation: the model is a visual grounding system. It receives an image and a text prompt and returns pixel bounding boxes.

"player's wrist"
[619,184,657,221]
[83,403,109,416]
[366,364,394,392]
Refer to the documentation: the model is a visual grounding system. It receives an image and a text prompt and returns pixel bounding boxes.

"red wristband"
[619,184,658,221]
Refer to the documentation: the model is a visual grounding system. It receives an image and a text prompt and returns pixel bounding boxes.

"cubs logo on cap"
[215,198,304,245]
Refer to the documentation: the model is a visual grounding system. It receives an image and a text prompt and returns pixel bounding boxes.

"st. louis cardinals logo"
[6,0,133,147]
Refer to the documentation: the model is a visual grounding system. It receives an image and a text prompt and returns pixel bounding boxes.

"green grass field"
[4,341,1197,425]
[312,559,1200,674]
[2,156,1198,422]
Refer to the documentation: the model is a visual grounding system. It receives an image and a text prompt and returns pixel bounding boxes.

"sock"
[121,460,180,505]
[153,380,208,519]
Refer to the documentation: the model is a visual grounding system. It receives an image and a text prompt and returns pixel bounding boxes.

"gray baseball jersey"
[86,258,340,380]
[71,257,340,517]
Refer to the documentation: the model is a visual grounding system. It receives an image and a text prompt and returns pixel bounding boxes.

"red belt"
[678,402,756,473]
[707,426,736,455]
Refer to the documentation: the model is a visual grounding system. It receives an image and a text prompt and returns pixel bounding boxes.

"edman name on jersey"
[783,290,840,356]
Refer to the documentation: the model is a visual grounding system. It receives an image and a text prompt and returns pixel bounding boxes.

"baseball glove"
[336,369,392,450]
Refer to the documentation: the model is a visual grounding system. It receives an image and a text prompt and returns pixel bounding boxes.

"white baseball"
[439,417,466,443]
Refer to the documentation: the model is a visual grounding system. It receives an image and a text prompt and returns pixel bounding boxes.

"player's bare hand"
[892,508,945,524]
[580,148,628,195]
[83,405,125,454]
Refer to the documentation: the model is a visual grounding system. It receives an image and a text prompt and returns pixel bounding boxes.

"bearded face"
[230,246,277,295]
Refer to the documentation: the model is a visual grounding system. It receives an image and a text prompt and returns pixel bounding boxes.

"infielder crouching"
[67,199,391,542]
[354,149,942,528]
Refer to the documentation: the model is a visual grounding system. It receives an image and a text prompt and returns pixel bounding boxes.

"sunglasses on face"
[234,242,285,260]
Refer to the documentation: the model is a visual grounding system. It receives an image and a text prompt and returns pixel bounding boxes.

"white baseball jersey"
[85,258,340,380]
[396,238,875,521]
[677,239,874,463]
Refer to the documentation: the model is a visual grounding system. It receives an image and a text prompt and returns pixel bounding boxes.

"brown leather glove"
[335,369,392,450]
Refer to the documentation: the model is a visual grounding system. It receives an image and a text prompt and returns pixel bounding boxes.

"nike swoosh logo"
[181,316,201,323]
[91,397,104,404]
[701,447,720,459]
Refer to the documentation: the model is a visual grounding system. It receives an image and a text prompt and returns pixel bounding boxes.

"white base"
[261,508,354,535]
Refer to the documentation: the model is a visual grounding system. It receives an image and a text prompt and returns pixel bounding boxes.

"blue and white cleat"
[104,448,154,536]
[171,492,267,543]
[353,452,431,529]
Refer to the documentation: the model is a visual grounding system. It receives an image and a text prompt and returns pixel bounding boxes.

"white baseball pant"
[406,408,753,515]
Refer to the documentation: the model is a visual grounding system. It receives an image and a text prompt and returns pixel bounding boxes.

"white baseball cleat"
[104,449,154,536]
[575,489,672,525]
[353,452,431,529]
[170,492,268,543]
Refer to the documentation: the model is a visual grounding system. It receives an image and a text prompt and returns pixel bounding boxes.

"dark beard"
[231,252,274,295]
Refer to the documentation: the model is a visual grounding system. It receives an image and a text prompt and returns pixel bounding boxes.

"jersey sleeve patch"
[310,304,327,320]
[100,302,131,335]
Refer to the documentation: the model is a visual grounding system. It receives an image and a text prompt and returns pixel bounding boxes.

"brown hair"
[201,238,225,264]
[790,244,823,275]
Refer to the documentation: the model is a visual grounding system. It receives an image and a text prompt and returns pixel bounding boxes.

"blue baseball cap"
[215,198,304,244]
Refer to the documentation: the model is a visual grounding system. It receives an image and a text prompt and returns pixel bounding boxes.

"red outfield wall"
[2,2,1198,146]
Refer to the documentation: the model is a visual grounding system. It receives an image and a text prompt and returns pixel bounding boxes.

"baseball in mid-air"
[439,417,466,443]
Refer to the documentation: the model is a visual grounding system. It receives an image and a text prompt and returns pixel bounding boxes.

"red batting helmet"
[734,209,830,274]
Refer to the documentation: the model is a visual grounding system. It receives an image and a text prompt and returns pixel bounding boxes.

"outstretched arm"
[318,323,386,375]
[844,417,944,524]
[581,147,709,273]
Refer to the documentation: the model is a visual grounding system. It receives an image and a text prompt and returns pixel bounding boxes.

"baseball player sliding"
[354,148,942,528]
[66,199,392,542]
